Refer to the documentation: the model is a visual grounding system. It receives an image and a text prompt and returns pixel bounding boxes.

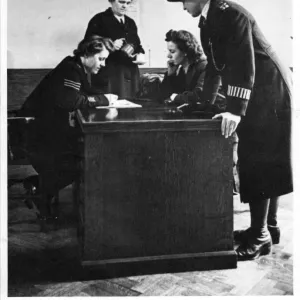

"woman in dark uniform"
[167,0,293,260]
[159,29,208,105]
[19,35,115,219]
[85,0,146,98]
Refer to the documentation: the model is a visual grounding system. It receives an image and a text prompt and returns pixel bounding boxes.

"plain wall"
[7,0,292,68]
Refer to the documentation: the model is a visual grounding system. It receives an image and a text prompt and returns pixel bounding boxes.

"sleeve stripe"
[64,82,80,90]
[227,85,231,96]
[227,85,251,100]
[246,90,251,100]
[64,82,80,89]
[239,88,244,98]
[233,86,237,97]
[64,79,81,87]
[242,88,247,99]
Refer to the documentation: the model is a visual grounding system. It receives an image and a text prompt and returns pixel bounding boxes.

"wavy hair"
[165,29,206,63]
[73,35,115,57]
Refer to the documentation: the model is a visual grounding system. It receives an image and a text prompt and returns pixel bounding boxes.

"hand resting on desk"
[88,94,119,107]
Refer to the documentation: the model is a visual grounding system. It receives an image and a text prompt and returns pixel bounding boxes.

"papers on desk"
[96,99,142,109]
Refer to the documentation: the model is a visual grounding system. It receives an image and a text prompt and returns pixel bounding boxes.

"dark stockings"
[249,198,270,242]
[267,196,279,227]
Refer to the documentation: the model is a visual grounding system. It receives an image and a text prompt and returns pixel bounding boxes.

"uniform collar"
[201,0,211,20]
[106,8,125,23]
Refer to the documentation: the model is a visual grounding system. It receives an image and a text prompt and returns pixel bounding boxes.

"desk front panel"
[77,123,233,263]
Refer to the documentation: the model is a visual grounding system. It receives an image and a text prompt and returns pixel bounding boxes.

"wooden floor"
[7,166,293,296]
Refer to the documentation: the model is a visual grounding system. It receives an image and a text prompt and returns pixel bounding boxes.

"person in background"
[167,0,293,260]
[159,29,208,106]
[85,0,146,99]
[19,35,117,220]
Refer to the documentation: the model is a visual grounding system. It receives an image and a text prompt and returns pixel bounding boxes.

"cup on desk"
[105,94,119,106]
[105,108,118,120]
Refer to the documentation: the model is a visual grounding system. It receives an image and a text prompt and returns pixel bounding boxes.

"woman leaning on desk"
[85,0,146,99]
[19,35,117,220]
[159,29,221,107]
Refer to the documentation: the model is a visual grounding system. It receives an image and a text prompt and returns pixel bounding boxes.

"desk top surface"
[76,101,222,133]
[77,101,219,123]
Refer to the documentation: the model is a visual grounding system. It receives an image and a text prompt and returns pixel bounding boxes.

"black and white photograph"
[1,0,299,297]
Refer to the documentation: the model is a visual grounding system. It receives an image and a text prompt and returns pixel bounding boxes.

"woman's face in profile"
[84,48,110,74]
[167,41,186,66]
[110,0,132,16]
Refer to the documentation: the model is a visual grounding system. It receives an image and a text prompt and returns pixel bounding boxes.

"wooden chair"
[8,113,59,231]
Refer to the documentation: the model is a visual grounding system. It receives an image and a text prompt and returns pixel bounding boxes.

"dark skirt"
[236,57,293,203]
[26,126,82,195]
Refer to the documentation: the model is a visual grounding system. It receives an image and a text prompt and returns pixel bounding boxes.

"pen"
[177,103,189,110]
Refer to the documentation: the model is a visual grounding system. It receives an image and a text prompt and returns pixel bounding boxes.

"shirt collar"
[201,0,211,20]
[114,14,125,23]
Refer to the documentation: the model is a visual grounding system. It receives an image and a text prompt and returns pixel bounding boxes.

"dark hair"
[165,29,206,63]
[73,35,115,57]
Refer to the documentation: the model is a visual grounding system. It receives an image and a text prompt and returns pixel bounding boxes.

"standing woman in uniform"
[166,0,293,260]
[85,0,146,98]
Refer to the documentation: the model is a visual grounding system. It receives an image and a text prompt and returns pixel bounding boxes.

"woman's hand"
[212,112,241,138]
[104,93,119,105]
[88,96,96,103]
[167,60,178,76]
[132,53,146,65]
[164,94,178,105]
[114,38,125,50]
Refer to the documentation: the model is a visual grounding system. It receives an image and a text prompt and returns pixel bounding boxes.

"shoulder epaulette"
[218,1,229,11]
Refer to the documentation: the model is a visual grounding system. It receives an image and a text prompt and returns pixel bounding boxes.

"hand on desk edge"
[212,112,241,138]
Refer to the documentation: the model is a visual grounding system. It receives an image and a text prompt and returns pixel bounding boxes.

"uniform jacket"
[159,59,207,105]
[200,0,293,201]
[200,0,292,116]
[19,56,108,150]
[85,8,145,98]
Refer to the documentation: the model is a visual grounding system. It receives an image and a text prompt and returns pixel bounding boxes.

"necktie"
[198,16,206,28]
[120,18,124,26]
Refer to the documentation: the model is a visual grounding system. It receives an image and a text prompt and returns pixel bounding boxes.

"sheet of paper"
[96,99,142,109]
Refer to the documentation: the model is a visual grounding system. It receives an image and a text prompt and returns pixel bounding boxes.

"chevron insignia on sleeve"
[64,79,81,91]
[227,85,251,100]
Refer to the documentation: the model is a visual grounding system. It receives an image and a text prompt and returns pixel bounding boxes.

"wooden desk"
[75,102,237,277]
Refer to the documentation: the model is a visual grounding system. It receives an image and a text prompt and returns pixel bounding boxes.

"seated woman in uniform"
[159,29,208,106]
[19,35,116,220]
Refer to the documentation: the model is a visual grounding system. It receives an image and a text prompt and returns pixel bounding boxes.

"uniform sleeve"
[130,20,145,54]
[173,69,206,105]
[159,63,207,105]
[202,64,222,103]
[222,10,255,116]
[55,66,108,111]
[159,72,178,101]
